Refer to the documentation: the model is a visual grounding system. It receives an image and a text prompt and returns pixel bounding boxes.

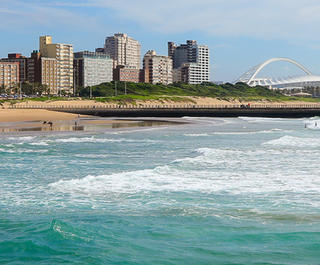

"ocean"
[1,117,320,264]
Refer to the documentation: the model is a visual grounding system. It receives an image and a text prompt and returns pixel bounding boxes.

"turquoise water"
[1,117,320,264]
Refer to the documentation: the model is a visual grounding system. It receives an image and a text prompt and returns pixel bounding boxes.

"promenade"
[8,104,320,118]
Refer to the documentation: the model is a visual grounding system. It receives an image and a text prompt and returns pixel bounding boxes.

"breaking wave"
[49,147,320,199]
[263,135,320,148]
[53,136,158,144]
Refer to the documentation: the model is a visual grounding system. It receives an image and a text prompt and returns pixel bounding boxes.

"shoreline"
[0,109,186,133]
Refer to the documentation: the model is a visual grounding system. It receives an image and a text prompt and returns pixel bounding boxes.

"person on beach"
[48,121,53,130]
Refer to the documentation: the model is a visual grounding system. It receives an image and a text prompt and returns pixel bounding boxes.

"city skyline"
[2,0,320,81]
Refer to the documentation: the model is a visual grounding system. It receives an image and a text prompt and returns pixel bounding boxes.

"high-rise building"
[143,50,173,85]
[0,62,19,89]
[113,65,141,83]
[74,51,113,88]
[39,35,73,94]
[169,40,210,84]
[104,33,141,69]
[0,54,27,83]
[25,51,58,94]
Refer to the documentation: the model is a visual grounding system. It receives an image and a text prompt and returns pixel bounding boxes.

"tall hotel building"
[143,50,173,85]
[74,51,113,88]
[103,33,141,70]
[0,62,19,89]
[39,36,73,94]
[168,40,210,84]
[0,54,27,83]
[26,51,58,95]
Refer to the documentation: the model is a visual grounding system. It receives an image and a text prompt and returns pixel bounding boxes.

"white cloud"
[2,0,320,41]
[0,0,101,32]
[87,0,320,40]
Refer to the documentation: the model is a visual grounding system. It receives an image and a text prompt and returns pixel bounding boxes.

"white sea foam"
[238,117,294,123]
[8,136,36,141]
[184,133,210,137]
[0,148,48,153]
[184,129,289,137]
[263,135,320,147]
[29,141,49,146]
[49,147,320,200]
[54,136,158,144]
[74,154,110,158]
[212,129,288,135]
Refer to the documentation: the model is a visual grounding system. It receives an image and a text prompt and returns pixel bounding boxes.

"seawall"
[9,104,320,118]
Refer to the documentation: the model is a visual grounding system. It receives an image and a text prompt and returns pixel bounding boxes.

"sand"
[0,109,85,123]
[1,97,319,123]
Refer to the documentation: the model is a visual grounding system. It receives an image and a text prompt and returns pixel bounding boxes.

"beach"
[0,109,85,123]
[0,109,183,133]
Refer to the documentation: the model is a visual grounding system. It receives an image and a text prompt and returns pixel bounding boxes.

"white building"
[39,35,74,94]
[74,51,113,88]
[169,40,210,84]
[143,50,173,85]
[104,33,141,69]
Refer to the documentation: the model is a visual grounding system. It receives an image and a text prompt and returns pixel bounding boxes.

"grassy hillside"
[78,82,307,103]
[2,82,319,104]
[79,82,285,98]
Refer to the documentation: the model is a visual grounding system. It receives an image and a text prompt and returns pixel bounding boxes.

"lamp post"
[73,67,76,97]
[19,82,22,99]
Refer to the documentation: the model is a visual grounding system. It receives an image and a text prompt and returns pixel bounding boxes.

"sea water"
[1,117,320,264]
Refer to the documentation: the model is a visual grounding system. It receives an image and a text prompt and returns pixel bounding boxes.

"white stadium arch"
[236,57,320,89]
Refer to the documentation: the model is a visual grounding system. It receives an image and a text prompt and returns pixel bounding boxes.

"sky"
[1,0,320,82]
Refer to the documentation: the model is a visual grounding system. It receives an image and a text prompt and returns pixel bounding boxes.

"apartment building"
[104,33,141,69]
[113,65,141,83]
[169,40,210,84]
[26,51,58,94]
[74,51,113,88]
[143,50,173,85]
[0,53,27,83]
[39,35,73,94]
[0,62,19,89]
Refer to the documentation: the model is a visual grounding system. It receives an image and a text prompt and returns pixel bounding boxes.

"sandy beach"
[1,97,319,132]
[0,109,180,133]
[0,109,86,123]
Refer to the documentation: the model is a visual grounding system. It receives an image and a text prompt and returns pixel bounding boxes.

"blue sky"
[1,0,320,81]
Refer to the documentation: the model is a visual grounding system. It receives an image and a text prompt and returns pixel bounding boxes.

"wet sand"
[0,109,185,133]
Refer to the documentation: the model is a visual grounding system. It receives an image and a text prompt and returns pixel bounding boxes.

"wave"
[184,133,209,137]
[238,117,296,123]
[74,154,110,158]
[263,135,320,147]
[29,141,49,146]
[49,147,320,198]
[7,136,36,141]
[213,129,289,135]
[0,148,48,153]
[184,129,289,137]
[54,136,158,144]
